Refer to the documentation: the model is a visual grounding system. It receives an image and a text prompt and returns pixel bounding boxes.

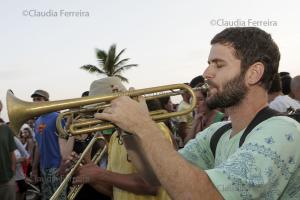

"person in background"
[175,83,193,147]
[14,135,30,200]
[81,91,89,97]
[268,73,300,112]
[30,90,66,200]
[159,96,180,149]
[291,75,300,102]
[0,100,17,200]
[279,71,292,95]
[26,119,36,136]
[20,127,35,176]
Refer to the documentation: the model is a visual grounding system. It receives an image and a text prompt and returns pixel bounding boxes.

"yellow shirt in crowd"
[107,122,172,200]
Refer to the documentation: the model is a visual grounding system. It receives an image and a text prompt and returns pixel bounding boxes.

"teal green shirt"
[179,116,300,200]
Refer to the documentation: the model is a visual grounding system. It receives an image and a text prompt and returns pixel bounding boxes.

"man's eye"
[216,64,224,68]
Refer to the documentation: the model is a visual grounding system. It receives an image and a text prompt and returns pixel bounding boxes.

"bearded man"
[95,27,300,200]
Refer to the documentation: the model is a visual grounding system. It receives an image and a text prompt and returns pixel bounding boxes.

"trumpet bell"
[7,90,34,134]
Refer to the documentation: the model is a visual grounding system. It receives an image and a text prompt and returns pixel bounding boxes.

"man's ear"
[245,62,265,85]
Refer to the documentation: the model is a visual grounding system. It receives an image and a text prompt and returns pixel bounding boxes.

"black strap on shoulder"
[210,106,280,158]
[210,123,232,158]
[239,107,279,147]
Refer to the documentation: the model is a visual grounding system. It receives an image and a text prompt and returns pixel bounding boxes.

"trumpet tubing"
[69,109,168,135]
[50,134,106,200]
[59,84,200,136]
[67,144,108,200]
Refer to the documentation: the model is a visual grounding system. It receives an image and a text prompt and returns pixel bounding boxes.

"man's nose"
[203,65,214,80]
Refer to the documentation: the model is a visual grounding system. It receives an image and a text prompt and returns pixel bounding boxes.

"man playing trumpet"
[94,27,300,199]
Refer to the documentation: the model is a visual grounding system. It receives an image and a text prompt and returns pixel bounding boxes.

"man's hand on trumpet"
[94,95,156,137]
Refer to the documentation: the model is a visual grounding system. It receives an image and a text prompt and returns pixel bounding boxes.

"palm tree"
[80,44,138,83]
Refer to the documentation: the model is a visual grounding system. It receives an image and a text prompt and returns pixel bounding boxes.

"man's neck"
[226,87,268,137]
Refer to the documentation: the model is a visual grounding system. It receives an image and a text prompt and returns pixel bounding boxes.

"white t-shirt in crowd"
[269,95,300,112]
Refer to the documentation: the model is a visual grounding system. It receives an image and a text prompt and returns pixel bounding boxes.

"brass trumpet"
[7,83,200,136]
[56,83,205,137]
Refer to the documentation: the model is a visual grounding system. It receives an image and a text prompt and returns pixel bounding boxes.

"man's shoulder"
[251,115,300,135]
[244,115,300,144]
[263,115,299,127]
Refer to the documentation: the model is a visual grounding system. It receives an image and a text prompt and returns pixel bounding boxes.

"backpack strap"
[210,106,280,158]
[239,107,279,147]
[210,123,232,158]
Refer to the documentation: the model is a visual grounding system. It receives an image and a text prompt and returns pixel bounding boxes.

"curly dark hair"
[211,27,280,90]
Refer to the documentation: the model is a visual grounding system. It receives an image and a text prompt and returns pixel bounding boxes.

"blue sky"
[1,0,300,121]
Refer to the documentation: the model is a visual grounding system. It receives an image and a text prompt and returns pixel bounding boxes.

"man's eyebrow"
[208,58,226,64]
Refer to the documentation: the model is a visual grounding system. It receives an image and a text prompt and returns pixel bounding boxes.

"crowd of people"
[0,27,300,200]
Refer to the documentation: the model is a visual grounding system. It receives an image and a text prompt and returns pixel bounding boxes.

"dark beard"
[206,74,248,109]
